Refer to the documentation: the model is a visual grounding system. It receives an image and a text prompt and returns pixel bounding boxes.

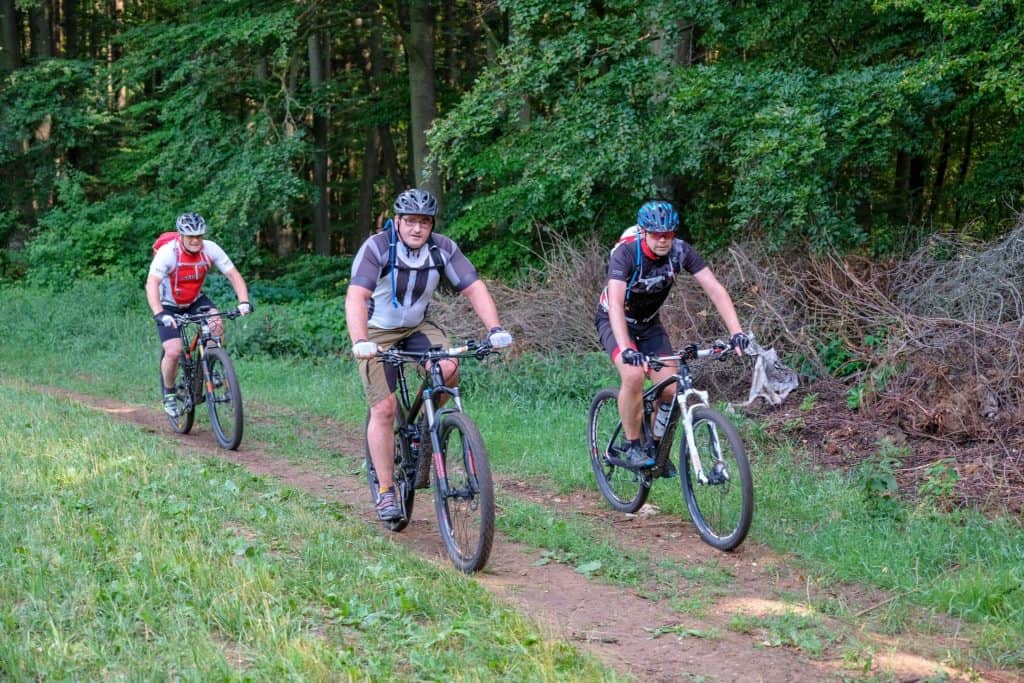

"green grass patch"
[0,382,611,680]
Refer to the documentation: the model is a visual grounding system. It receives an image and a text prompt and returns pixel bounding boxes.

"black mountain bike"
[587,341,754,551]
[366,340,497,573]
[163,308,244,450]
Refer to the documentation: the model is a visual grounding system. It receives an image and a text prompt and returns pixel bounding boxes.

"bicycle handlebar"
[645,340,733,370]
[172,308,243,325]
[375,339,497,366]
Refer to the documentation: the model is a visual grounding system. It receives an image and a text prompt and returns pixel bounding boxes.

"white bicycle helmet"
[175,212,207,236]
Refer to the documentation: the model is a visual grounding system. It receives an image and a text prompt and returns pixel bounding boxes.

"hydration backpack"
[152,231,179,254]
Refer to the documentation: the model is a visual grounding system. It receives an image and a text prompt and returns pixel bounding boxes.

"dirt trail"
[42,387,1019,683]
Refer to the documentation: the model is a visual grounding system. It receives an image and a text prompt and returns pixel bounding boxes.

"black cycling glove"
[620,348,645,367]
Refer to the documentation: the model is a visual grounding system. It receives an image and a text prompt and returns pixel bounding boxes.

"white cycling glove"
[154,311,176,328]
[488,326,513,349]
[352,339,379,359]
[237,301,253,316]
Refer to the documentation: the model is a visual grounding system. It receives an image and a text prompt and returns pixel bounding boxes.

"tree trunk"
[64,0,79,59]
[28,0,52,59]
[953,113,975,229]
[926,127,950,223]
[308,30,330,254]
[405,2,440,198]
[357,127,381,244]
[0,0,22,71]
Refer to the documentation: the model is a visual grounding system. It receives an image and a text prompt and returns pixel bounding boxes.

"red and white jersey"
[148,238,235,307]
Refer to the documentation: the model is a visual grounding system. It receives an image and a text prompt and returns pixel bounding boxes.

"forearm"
[606,281,633,350]
[226,269,249,304]
[345,286,372,342]
[707,284,742,335]
[461,280,501,330]
[145,277,164,315]
[695,269,742,335]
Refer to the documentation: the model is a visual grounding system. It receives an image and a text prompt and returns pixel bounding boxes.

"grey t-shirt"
[349,231,479,329]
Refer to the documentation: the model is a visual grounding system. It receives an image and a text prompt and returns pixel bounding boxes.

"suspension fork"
[423,381,467,498]
[676,386,715,485]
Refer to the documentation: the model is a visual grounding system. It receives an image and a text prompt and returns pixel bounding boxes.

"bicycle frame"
[646,343,731,485]
[175,310,228,404]
[383,341,494,495]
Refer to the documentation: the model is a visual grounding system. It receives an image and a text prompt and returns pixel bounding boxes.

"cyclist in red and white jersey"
[145,213,252,417]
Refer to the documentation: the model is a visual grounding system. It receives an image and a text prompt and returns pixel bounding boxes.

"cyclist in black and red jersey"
[145,213,252,418]
[596,200,748,469]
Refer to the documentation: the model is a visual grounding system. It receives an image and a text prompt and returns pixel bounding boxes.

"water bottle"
[652,401,673,439]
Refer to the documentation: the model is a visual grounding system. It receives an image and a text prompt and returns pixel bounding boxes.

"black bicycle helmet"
[636,201,678,233]
[175,212,207,236]
[393,188,438,217]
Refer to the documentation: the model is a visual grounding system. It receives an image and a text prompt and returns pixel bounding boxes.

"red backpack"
[152,231,179,254]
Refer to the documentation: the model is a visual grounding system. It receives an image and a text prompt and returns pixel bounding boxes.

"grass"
[2,280,1023,671]
[0,382,611,680]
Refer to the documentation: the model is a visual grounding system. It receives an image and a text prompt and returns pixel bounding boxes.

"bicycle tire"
[364,412,416,533]
[165,369,195,434]
[587,388,650,513]
[680,406,753,551]
[204,348,244,450]
[433,412,494,573]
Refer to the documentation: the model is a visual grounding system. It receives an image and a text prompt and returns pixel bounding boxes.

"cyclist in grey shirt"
[345,188,513,521]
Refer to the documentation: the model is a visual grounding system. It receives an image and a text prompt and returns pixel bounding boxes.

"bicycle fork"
[676,387,725,486]
[422,388,476,500]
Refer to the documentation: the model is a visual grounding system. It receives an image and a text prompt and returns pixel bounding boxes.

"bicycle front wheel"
[165,370,195,434]
[364,412,415,533]
[588,388,650,513]
[204,348,243,450]
[680,406,753,551]
[433,412,494,573]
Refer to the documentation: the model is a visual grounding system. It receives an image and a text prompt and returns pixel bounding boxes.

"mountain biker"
[146,213,252,418]
[596,200,747,469]
[346,188,513,521]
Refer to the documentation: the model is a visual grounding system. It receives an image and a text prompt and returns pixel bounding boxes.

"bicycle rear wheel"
[364,412,416,533]
[165,370,194,434]
[587,388,650,513]
[204,348,244,450]
[433,412,494,573]
[680,406,753,551]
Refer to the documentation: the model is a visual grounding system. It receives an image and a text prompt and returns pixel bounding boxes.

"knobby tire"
[166,368,195,435]
[433,412,494,573]
[587,387,650,513]
[680,406,753,551]
[204,347,244,450]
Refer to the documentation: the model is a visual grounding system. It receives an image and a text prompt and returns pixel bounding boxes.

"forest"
[1,0,1022,280]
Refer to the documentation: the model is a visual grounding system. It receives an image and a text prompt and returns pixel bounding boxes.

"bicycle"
[587,340,754,551]
[163,307,245,450]
[366,340,497,573]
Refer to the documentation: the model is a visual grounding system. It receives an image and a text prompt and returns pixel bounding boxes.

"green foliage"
[432,0,1024,264]
[918,460,960,511]
[229,297,348,360]
[728,612,834,656]
[857,438,909,520]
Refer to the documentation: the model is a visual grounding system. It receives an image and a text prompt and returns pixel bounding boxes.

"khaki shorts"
[359,319,450,407]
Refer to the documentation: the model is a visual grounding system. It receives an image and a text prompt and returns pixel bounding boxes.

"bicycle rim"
[680,407,753,551]
[433,413,494,573]
[364,412,414,533]
[204,348,243,450]
[588,388,650,513]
